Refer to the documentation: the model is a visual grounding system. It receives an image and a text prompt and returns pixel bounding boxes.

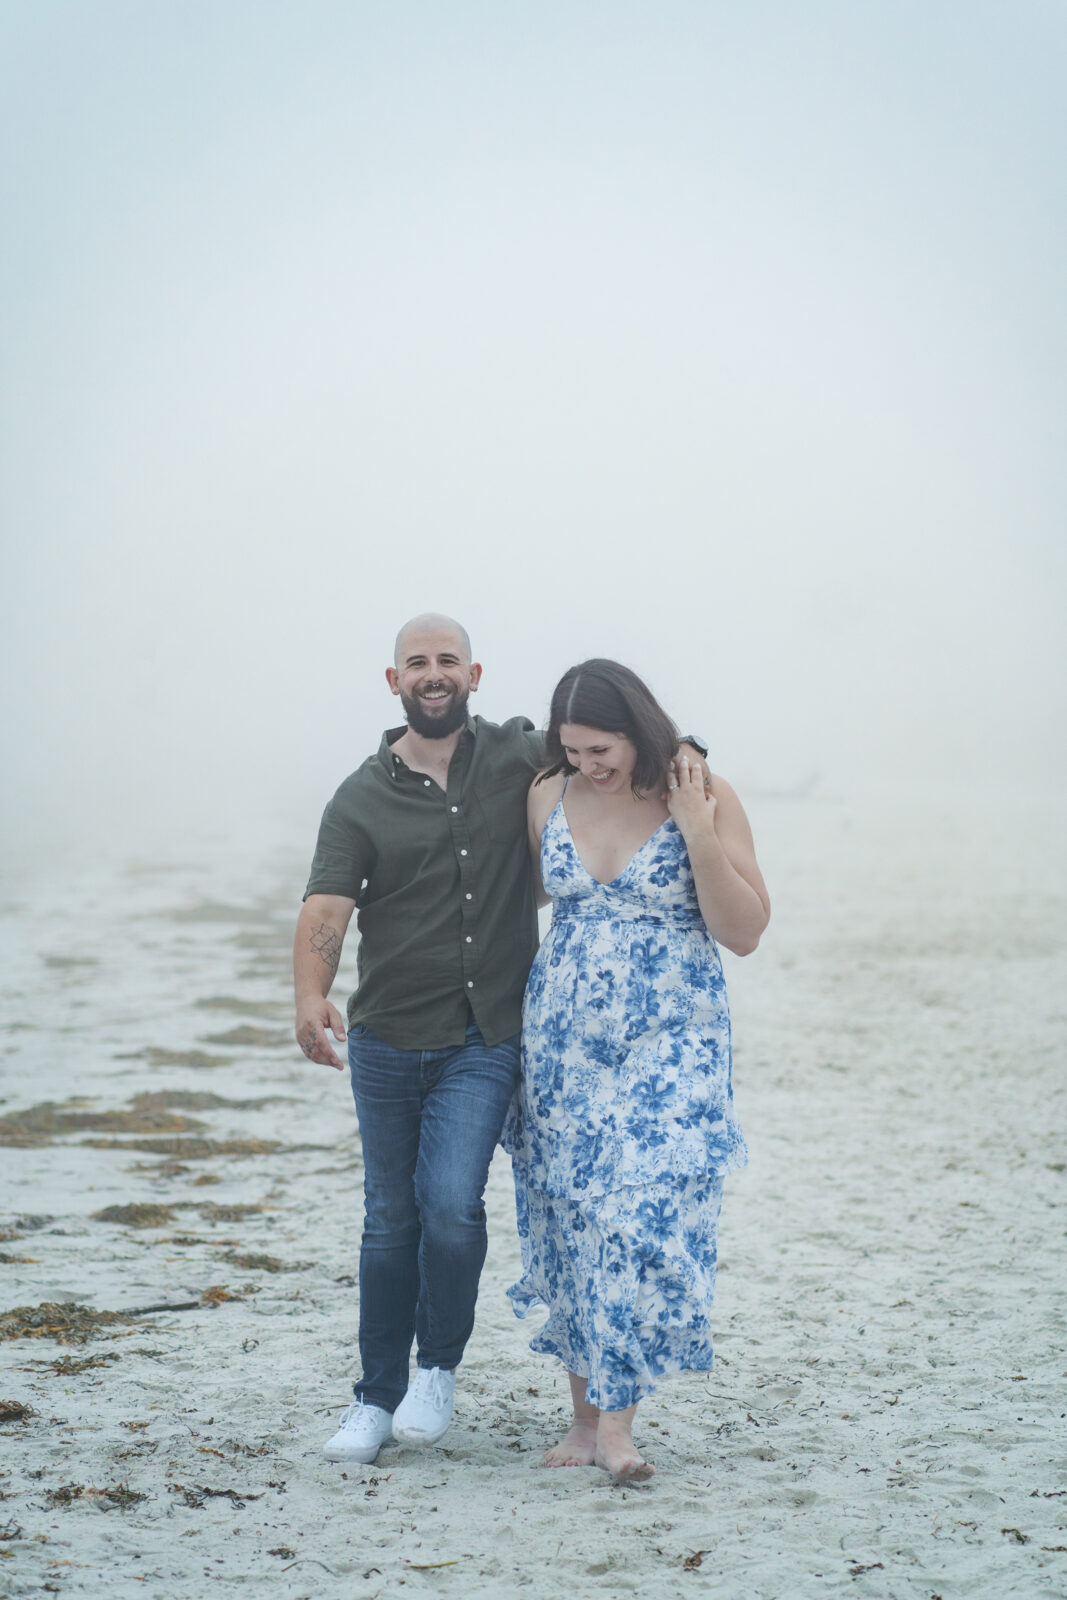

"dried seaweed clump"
[131,1090,231,1111]
[0,1216,53,1241]
[0,1302,125,1345]
[201,1285,245,1306]
[114,1047,230,1070]
[0,1101,204,1147]
[83,1137,281,1159]
[91,1204,176,1229]
[194,995,288,1018]
[221,1252,292,1274]
[170,1483,262,1508]
[198,1202,268,1223]
[200,1026,291,1049]
[41,1352,121,1376]
[46,1483,146,1510]
[0,1399,34,1423]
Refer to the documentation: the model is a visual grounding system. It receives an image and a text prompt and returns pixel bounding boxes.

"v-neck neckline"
[556,798,673,888]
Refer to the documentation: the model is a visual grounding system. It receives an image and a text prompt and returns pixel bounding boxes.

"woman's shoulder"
[704,772,746,814]
[527,768,566,831]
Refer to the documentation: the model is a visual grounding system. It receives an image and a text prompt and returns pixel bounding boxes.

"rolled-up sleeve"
[304,783,371,901]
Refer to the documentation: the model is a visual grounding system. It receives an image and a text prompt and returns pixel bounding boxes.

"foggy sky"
[2,0,1064,863]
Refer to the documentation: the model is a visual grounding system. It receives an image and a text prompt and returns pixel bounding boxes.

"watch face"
[681,734,708,759]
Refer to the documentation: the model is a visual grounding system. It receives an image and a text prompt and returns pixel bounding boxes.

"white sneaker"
[323,1400,393,1463]
[391,1366,456,1446]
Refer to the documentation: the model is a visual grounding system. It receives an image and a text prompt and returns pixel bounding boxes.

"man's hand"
[678,740,713,788]
[293,895,355,1071]
[295,998,348,1071]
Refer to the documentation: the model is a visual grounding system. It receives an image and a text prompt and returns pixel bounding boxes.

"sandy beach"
[1,788,1064,1600]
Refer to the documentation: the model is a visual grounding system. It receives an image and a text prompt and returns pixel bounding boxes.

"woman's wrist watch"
[679,734,709,759]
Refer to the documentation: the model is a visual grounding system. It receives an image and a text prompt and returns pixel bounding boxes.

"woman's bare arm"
[527,772,565,909]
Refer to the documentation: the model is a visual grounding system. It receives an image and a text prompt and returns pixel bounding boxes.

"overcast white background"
[2,0,1063,863]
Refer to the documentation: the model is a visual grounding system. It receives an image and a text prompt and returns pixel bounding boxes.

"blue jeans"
[347,1019,520,1413]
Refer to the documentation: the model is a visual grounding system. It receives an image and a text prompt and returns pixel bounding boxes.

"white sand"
[1,789,1064,1600]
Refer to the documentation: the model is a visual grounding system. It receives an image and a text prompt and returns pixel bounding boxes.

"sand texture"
[0,792,1064,1600]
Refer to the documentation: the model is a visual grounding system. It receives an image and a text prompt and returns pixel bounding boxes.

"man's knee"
[414,1175,486,1244]
[361,1179,420,1247]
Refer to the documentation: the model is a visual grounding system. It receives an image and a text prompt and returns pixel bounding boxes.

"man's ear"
[385,666,401,695]
[469,662,483,691]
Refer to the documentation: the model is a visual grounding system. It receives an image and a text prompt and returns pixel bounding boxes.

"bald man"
[295,614,544,1465]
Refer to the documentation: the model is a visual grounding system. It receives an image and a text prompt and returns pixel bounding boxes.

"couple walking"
[294,613,769,1483]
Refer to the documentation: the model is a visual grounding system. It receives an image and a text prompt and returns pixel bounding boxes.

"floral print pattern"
[505,798,747,1410]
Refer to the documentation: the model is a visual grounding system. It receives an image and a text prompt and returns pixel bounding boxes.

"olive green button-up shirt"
[304,715,545,1049]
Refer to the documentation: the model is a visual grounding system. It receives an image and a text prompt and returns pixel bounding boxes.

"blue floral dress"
[505,796,747,1411]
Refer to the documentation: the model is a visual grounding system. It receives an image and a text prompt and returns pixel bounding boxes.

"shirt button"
[424,779,431,787]
[451,805,459,813]
[465,936,472,943]
[467,980,474,988]
[460,849,468,857]
[465,893,472,900]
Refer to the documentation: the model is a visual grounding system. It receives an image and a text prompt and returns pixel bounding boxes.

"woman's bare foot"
[544,1420,598,1467]
[595,1411,655,1483]
[545,1372,601,1468]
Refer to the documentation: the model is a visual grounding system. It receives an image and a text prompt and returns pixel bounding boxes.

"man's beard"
[400,685,471,739]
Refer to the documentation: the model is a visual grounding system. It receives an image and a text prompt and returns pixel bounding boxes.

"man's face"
[386,628,482,739]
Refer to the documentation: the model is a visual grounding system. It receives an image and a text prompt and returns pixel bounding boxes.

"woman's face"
[559,724,637,795]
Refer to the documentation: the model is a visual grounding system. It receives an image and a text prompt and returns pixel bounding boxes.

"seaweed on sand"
[162,1235,242,1247]
[33,1353,122,1375]
[46,1483,146,1510]
[196,1202,269,1222]
[170,1483,262,1509]
[112,1047,230,1069]
[193,996,289,1018]
[221,1252,304,1274]
[199,1026,291,1049]
[0,1101,207,1147]
[0,1401,34,1423]
[90,1204,177,1229]
[129,1090,289,1112]
[200,1285,250,1306]
[0,1216,53,1241]
[0,1303,126,1344]
[0,1287,247,1344]
[82,1137,281,1159]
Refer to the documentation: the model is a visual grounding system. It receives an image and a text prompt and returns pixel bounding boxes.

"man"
[294,614,544,1464]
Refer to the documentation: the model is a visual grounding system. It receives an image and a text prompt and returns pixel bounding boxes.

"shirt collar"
[376,718,478,777]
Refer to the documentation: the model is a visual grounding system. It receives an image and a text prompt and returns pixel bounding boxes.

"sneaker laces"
[409,1367,450,1411]
[337,1400,375,1432]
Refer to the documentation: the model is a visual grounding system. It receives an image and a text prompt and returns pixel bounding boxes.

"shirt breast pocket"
[472,779,529,845]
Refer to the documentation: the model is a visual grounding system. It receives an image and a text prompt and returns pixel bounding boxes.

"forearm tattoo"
[309,922,342,977]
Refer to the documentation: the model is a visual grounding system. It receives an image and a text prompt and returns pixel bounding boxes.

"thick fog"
[2,1,1063,867]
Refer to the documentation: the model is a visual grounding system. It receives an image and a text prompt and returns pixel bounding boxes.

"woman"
[506,659,769,1482]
